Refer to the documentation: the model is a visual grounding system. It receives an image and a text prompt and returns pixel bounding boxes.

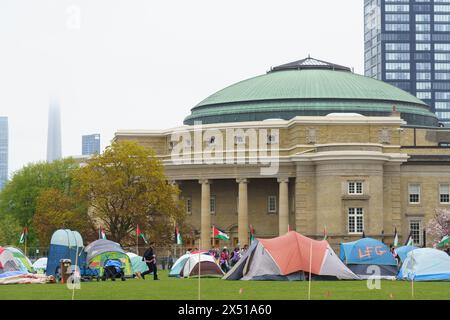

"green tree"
[0,214,22,246]
[73,140,185,245]
[0,158,80,245]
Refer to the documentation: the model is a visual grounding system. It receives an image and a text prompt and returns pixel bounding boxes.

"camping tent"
[32,258,48,274]
[169,252,216,277]
[47,229,86,276]
[395,246,418,263]
[339,238,398,279]
[224,231,359,281]
[126,252,149,274]
[85,239,132,277]
[0,246,22,274]
[398,248,450,281]
[5,247,34,273]
[179,254,224,278]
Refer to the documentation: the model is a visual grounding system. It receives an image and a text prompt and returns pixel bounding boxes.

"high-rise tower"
[46,97,62,162]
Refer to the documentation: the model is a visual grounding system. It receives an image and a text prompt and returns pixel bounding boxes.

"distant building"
[47,97,62,162]
[82,134,100,155]
[364,0,450,126]
[0,117,7,190]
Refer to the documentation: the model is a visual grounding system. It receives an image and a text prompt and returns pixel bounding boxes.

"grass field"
[0,271,449,300]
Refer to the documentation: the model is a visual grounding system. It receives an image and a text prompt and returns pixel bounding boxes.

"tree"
[0,214,22,246]
[426,208,450,246]
[33,189,94,247]
[0,158,80,246]
[73,140,185,245]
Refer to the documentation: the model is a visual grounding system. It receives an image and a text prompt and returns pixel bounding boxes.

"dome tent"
[395,246,418,264]
[85,239,132,277]
[178,253,224,278]
[5,247,34,273]
[32,257,48,274]
[0,246,22,274]
[339,238,398,280]
[47,229,85,276]
[224,231,359,281]
[398,248,450,281]
[169,251,214,278]
[126,252,149,274]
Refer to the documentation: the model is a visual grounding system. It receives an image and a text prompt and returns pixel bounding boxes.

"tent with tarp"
[395,246,418,264]
[126,252,149,274]
[398,248,450,281]
[169,251,216,278]
[85,239,132,277]
[47,229,86,277]
[339,238,398,279]
[32,257,48,274]
[5,247,34,273]
[0,246,22,274]
[224,231,359,281]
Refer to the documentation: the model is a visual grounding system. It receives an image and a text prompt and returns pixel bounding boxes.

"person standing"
[141,242,159,280]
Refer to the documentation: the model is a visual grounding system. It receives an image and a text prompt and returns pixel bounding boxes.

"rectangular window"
[348,181,363,195]
[348,208,364,234]
[268,195,277,213]
[440,184,450,204]
[409,220,422,246]
[186,197,192,215]
[210,195,216,214]
[409,184,421,204]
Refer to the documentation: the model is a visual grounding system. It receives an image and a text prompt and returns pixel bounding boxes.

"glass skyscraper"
[0,117,8,191]
[82,134,101,155]
[364,0,450,126]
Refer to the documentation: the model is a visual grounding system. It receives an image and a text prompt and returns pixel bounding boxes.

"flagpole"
[198,239,201,301]
[308,240,312,300]
[24,231,27,257]
[136,225,139,255]
[72,245,80,301]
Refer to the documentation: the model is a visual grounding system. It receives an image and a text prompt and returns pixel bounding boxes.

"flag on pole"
[137,225,148,244]
[249,225,255,243]
[175,226,183,245]
[212,226,229,240]
[438,235,450,248]
[19,227,28,244]
[381,230,385,243]
[393,227,399,247]
[323,226,327,241]
[405,233,414,246]
[99,227,107,240]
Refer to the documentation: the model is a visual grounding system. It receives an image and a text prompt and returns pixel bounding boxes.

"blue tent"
[398,248,450,281]
[340,238,398,279]
[395,246,418,263]
[169,253,191,277]
[46,229,86,277]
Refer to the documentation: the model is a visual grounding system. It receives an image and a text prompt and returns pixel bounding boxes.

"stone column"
[237,178,249,247]
[199,179,211,249]
[278,178,289,235]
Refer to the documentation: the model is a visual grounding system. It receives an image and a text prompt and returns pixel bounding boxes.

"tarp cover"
[398,248,450,281]
[340,238,397,266]
[85,239,125,262]
[0,271,49,285]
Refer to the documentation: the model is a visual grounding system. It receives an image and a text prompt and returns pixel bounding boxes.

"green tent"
[126,252,149,274]
[85,240,133,277]
[5,247,34,273]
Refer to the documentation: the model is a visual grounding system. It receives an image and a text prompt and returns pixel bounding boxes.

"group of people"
[209,245,249,273]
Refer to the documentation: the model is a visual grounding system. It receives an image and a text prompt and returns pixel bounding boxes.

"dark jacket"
[143,247,155,264]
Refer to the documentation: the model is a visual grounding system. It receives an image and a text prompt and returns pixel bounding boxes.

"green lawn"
[0,270,449,300]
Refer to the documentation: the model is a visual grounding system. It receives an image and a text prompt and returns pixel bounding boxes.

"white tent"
[32,258,48,274]
[182,254,224,278]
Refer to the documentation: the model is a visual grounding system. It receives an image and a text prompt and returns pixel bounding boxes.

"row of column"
[198,178,290,250]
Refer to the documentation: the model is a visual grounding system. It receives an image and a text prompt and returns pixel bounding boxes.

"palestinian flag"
[393,228,399,247]
[137,225,148,244]
[19,227,28,244]
[405,233,414,246]
[323,226,327,241]
[438,235,450,248]
[212,226,229,240]
[99,227,107,240]
[175,226,183,245]
[249,225,255,243]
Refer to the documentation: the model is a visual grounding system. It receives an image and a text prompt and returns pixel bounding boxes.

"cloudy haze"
[0,0,364,175]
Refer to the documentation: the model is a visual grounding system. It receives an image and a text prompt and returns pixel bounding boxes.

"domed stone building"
[115,58,450,249]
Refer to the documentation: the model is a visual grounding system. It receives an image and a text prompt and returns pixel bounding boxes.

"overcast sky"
[0,0,364,175]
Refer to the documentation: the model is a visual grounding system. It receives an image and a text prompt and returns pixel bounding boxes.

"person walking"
[141,242,159,280]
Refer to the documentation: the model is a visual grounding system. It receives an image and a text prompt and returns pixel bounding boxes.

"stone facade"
[115,115,450,250]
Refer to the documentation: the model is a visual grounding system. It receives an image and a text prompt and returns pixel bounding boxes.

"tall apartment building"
[364,0,450,126]
[82,134,100,155]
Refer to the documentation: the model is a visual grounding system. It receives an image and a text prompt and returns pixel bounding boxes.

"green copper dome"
[184,58,438,127]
